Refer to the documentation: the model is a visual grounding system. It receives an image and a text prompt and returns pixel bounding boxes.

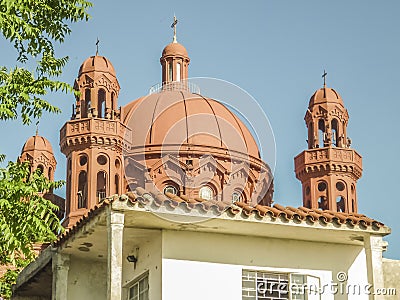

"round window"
[318,182,327,192]
[336,182,345,191]
[164,185,178,195]
[199,186,213,200]
[79,155,88,166]
[97,155,107,165]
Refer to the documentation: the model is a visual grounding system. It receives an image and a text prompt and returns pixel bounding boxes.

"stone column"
[52,253,70,300]
[107,210,125,300]
[364,235,387,300]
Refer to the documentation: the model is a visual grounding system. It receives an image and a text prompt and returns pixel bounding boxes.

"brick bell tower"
[294,76,362,213]
[60,51,125,228]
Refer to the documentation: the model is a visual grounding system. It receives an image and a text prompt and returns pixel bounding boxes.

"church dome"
[22,134,54,155]
[162,42,189,58]
[122,90,261,161]
[309,86,344,108]
[78,55,116,77]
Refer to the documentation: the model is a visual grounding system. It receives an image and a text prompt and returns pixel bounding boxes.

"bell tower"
[294,77,363,213]
[60,52,125,228]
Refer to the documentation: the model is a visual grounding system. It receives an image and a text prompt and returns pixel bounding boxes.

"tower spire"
[171,15,178,43]
[294,82,362,213]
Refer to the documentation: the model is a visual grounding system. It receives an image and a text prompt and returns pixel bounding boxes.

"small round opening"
[164,185,178,195]
[336,182,345,191]
[318,182,327,192]
[97,155,107,165]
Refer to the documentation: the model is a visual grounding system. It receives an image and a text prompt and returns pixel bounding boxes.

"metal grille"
[242,270,289,300]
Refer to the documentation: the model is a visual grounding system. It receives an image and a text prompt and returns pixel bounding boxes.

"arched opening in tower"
[98,89,106,118]
[97,171,107,202]
[331,119,339,147]
[78,171,88,209]
[318,119,325,148]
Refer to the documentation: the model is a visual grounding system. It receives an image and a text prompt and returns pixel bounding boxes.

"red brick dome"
[78,55,116,77]
[309,87,344,108]
[122,90,261,162]
[162,42,189,58]
[22,134,54,155]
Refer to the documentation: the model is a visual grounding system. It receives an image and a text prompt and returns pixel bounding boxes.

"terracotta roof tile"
[53,189,386,248]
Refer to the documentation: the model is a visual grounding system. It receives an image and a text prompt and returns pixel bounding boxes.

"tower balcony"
[294,147,362,180]
[60,118,131,153]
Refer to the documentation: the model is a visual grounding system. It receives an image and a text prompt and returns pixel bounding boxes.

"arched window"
[176,62,181,82]
[97,171,107,202]
[83,89,91,118]
[308,122,314,148]
[232,192,242,203]
[318,196,328,210]
[115,174,120,195]
[111,92,115,115]
[336,196,345,212]
[98,89,106,118]
[37,164,44,175]
[318,119,325,148]
[199,186,213,200]
[78,171,88,209]
[168,61,173,81]
[331,119,339,146]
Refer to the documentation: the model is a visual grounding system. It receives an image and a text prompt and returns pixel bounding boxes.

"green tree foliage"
[0,162,63,263]
[0,0,92,124]
[0,0,92,297]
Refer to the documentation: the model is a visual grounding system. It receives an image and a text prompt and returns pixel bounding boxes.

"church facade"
[11,23,398,300]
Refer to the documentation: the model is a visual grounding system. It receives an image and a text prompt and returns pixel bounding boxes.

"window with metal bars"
[242,270,320,300]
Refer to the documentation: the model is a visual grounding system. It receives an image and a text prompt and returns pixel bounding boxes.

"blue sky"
[1,1,399,258]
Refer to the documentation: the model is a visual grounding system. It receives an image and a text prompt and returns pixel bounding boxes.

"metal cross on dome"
[322,70,328,87]
[171,15,178,43]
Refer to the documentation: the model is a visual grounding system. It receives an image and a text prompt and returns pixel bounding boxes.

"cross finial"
[171,15,178,43]
[322,70,327,87]
[96,38,100,55]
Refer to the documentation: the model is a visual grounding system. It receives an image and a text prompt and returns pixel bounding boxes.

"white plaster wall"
[67,257,107,300]
[122,229,162,300]
[161,230,370,300]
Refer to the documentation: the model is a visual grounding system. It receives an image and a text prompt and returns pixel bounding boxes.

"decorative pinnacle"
[35,120,39,136]
[322,70,327,88]
[171,15,178,43]
[96,38,99,55]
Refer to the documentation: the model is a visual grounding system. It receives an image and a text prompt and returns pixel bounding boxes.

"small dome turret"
[309,86,344,108]
[78,55,116,78]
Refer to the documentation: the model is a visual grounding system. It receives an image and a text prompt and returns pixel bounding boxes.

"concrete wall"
[382,258,400,300]
[67,257,107,300]
[121,229,162,300]
[161,230,369,300]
